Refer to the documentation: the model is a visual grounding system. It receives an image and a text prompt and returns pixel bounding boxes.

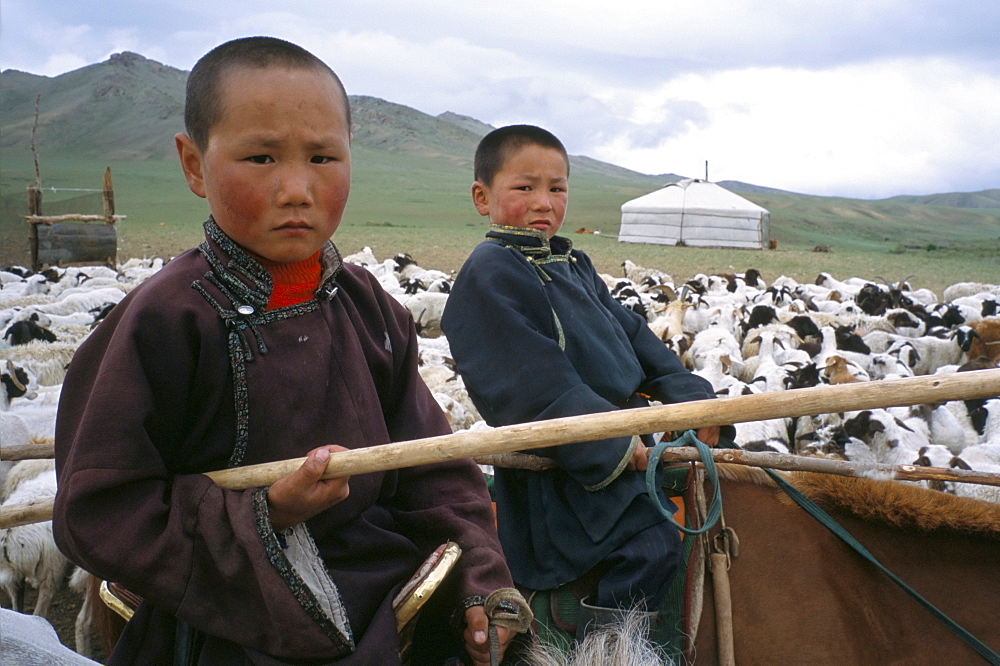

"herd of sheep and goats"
[1,248,999,658]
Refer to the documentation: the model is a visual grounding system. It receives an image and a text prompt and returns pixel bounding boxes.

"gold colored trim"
[99,580,135,621]
[393,541,462,631]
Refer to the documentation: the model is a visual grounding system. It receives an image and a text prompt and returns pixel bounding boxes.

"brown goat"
[965,318,1000,363]
[823,355,864,384]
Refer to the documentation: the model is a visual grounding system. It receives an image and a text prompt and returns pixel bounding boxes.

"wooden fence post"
[27,183,41,271]
[102,166,115,222]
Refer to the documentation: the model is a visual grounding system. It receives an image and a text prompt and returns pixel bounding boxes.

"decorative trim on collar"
[198,217,344,307]
[190,218,343,467]
[485,225,576,285]
[485,224,574,261]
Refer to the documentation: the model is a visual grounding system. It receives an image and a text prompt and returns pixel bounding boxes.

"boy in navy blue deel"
[441,125,729,632]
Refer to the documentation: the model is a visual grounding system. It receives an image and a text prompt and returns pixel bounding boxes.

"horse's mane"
[716,463,1000,538]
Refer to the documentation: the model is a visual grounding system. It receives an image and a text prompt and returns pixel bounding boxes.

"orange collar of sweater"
[254,251,322,310]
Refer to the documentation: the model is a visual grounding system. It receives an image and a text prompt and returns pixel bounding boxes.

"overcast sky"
[3,1,1000,199]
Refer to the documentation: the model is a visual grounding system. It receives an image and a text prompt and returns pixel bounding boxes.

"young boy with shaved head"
[442,125,731,638]
[53,37,528,665]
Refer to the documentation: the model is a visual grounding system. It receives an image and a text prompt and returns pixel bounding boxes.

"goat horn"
[648,284,677,300]
[873,275,893,289]
[5,360,26,393]
[898,275,915,288]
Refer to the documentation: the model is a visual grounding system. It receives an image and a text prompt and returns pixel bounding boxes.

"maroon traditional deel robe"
[53,221,512,664]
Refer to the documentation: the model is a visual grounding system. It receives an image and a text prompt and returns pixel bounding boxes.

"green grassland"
[3,147,999,299]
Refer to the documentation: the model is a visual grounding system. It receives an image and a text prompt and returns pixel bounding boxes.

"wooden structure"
[24,167,125,271]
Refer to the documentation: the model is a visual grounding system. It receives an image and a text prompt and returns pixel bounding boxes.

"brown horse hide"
[692,466,1000,665]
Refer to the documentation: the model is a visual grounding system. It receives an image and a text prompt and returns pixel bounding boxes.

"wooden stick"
[478,449,1000,487]
[657,447,1000,486]
[0,497,54,530]
[3,448,995,531]
[710,553,736,666]
[23,214,126,225]
[102,167,115,220]
[1,441,56,461]
[5,370,997,528]
[207,369,1000,490]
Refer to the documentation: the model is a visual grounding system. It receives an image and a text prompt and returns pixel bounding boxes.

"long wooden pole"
[5,452,998,531]
[477,449,1000,488]
[0,498,54,529]
[24,214,127,224]
[9,370,998,467]
[206,369,1000,490]
[2,441,56,461]
[3,370,1000,530]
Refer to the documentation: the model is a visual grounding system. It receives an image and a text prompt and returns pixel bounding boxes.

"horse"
[689,465,1000,665]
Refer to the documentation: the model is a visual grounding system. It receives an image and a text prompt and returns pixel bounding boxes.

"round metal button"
[237,305,255,316]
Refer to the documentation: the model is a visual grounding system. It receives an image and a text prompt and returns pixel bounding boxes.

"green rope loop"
[645,429,722,535]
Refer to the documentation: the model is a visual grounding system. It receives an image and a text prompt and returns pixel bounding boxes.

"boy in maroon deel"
[53,37,527,665]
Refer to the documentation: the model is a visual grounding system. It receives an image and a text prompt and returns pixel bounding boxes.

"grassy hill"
[2,53,999,296]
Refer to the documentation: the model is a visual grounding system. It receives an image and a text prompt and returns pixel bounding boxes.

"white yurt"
[618,179,770,249]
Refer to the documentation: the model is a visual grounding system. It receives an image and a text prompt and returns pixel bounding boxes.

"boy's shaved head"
[184,36,351,151]
[474,124,569,187]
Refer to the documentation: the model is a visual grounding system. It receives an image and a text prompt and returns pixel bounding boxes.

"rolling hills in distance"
[1,52,998,291]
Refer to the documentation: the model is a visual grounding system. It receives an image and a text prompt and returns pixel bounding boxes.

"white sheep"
[67,566,100,660]
[687,328,743,373]
[0,468,71,617]
[740,331,796,392]
[0,274,50,304]
[0,341,78,386]
[865,352,914,380]
[692,349,741,394]
[942,281,1000,303]
[882,334,964,376]
[622,259,667,285]
[399,291,449,338]
[1,460,55,502]
[117,256,165,285]
[395,253,452,289]
[33,286,125,318]
[432,392,476,431]
[841,408,930,466]
[734,415,793,454]
[12,308,95,329]
[980,398,1000,444]
[927,404,969,454]
[342,246,379,267]
[950,438,1000,504]
[7,384,61,444]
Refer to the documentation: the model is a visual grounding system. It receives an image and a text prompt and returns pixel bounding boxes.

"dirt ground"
[3,583,108,663]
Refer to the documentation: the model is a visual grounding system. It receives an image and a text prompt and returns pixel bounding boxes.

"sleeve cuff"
[583,435,639,491]
[252,487,354,653]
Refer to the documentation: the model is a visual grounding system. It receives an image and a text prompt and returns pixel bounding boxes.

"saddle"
[518,463,709,661]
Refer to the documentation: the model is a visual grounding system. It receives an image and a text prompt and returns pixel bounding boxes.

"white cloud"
[2,0,999,197]
[585,58,1000,197]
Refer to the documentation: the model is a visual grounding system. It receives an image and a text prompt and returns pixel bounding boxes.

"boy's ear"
[175,133,208,199]
[471,181,491,217]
